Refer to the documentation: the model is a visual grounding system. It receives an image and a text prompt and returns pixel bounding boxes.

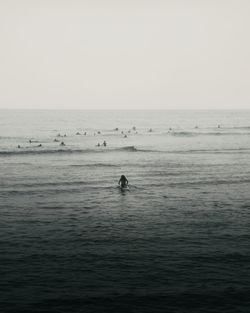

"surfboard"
[119,185,129,191]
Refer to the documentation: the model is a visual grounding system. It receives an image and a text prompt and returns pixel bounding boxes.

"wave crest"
[0,146,140,156]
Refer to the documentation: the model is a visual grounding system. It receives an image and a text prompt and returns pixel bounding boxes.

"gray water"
[1,110,250,313]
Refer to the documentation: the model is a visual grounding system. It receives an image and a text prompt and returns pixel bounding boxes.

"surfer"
[118,175,129,188]
[60,141,65,146]
[103,140,107,147]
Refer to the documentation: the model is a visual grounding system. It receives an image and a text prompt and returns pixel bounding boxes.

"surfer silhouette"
[118,175,128,188]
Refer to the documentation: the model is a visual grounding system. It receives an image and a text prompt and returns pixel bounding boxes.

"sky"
[0,0,249,110]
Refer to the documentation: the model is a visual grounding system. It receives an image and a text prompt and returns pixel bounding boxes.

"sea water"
[0,110,250,312]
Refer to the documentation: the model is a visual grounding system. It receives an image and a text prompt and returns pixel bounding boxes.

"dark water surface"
[1,110,250,312]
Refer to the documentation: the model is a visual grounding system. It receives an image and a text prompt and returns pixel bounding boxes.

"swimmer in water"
[118,175,129,188]
[60,141,65,146]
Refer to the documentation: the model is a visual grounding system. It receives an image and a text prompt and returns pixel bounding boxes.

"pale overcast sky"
[0,0,249,109]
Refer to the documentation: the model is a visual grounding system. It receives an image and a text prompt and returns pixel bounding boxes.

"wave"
[0,149,84,156]
[170,131,250,137]
[173,148,250,154]
[222,126,250,130]
[70,163,119,168]
[4,180,92,188]
[1,146,250,157]
[168,178,250,187]
[116,146,137,152]
[0,146,143,156]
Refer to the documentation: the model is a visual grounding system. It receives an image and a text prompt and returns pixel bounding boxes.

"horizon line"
[0,108,250,111]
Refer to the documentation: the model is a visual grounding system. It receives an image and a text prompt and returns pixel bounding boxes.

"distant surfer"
[118,175,129,188]
[60,141,65,146]
[103,140,107,147]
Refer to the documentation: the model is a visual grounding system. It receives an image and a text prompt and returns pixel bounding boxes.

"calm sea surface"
[1,110,250,313]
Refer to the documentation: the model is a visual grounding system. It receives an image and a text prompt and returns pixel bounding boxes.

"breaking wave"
[1,146,250,157]
[0,146,143,156]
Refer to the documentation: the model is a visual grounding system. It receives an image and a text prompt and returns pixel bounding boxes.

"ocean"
[1,109,250,313]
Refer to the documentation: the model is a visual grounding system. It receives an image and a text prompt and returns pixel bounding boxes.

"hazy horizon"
[1,108,250,111]
[1,0,250,110]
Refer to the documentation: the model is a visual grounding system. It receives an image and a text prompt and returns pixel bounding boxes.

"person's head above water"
[120,175,128,181]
